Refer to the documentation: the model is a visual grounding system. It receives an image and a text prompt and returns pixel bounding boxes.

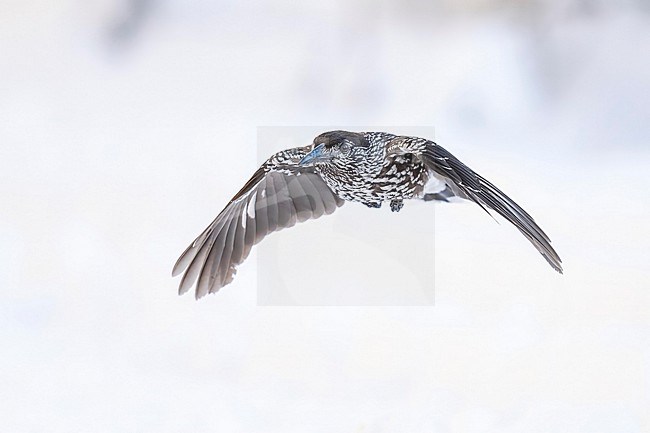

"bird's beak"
[299,144,328,166]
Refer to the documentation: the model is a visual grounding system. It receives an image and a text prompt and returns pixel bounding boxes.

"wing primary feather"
[299,175,325,218]
[172,222,215,277]
[195,202,245,298]
[272,174,295,228]
[244,207,257,258]
[173,147,345,296]
[264,172,279,233]
[174,166,268,280]
[286,176,314,222]
[422,143,563,273]
[216,205,240,289]
[283,179,299,228]
[200,222,232,297]
[180,204,235,296]
[230,203,248,266]
[254,178,269,244]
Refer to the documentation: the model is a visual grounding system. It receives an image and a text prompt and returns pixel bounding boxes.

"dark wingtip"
[422,143,564,275]
[543,250,563,274]
[553,259,564,275]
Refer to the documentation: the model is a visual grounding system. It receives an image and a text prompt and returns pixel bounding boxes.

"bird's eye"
[340,142,352,154]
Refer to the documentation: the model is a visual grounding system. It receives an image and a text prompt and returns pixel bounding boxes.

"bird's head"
[299,130,369,166]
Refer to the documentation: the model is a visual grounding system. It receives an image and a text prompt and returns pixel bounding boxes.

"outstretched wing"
[172,151,344,298]
[415,141,563,273]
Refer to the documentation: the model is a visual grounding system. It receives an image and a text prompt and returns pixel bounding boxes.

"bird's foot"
[390,199,404,212]
[363,201,382,209]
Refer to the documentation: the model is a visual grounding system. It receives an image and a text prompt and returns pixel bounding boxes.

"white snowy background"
[1,0,649,432]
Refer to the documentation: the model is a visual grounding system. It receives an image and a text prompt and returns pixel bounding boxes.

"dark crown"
[314,130,368,148]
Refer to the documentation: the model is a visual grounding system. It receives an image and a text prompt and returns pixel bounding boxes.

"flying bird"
[173,131,562,298]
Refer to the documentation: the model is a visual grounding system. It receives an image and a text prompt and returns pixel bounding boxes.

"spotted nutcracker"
[173,130,563,298]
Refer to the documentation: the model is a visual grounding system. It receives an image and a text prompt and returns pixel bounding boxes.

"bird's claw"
[390,199,404,212]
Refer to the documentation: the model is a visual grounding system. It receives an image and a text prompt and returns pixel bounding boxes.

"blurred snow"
[1,0,649,432]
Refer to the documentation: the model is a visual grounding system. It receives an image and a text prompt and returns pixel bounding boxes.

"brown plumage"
[173,131,562,298]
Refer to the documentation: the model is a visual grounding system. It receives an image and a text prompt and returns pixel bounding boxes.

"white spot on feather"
[247,193,257,219]
[241,206,247,229]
